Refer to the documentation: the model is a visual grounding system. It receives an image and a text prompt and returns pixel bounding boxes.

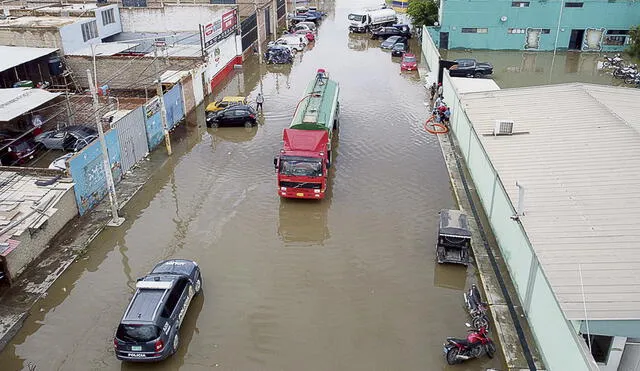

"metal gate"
[241,14,258,52]
[277,0,285,19]
[264,6,271,37]
[112,106,149,174]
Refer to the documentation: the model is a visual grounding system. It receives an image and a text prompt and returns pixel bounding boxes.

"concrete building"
[428,0,640,51]
[0,4,122,54]
[441,74,640,370]
[0,169,77,284]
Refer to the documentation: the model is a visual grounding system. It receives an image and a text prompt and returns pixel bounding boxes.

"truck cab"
[274,129,329,199]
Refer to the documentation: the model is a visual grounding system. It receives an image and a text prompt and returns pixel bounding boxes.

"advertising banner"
[203,9,238,49]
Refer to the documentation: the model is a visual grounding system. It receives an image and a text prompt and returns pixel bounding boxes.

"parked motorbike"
[443,323,496,365]
[464,284,490,329]
[603,53,624,68]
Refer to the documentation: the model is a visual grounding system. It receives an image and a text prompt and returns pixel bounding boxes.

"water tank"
[48,56,64,76]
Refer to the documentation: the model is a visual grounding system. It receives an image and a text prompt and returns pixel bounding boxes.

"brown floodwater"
[0,1,505,370]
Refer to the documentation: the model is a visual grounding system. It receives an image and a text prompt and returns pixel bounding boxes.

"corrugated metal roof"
[0,171,74,242]
[459,83,640,321]
[67,42,139,57]
[0,46,59,73]
[451,77,501,94]
[0,88,61,121]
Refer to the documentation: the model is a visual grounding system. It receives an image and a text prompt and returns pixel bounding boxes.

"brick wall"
[65,55,203,90]
[0,28,63,49]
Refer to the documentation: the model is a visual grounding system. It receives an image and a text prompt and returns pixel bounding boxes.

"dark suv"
[114,259,202,362]
[206,104,258,128]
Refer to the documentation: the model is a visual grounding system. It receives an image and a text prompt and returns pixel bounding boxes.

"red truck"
[274,69,340,199]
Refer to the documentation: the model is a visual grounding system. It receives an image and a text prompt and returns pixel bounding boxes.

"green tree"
[407,0,439,29]
[627,26,640,59]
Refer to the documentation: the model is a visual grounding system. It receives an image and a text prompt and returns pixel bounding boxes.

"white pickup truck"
[348,7,398,33]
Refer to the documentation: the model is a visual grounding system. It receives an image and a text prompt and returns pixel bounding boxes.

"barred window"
[462,28,488,34]
[81,20,99,42]
[102,9,115,26]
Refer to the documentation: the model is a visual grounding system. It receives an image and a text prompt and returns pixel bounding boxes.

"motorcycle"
[464,284,490,329]
[603,53,624,68]
[443,323,496,365]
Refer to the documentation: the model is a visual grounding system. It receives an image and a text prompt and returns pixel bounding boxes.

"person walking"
[429,82,436,101]
[437,82,443,98]
[256,93,264,111]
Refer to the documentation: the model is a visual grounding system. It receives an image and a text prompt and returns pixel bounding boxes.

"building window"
[81,20,98,42]
[102,8,115,26]
[583,335,613,364]
[603,30,629,45]
[565,2,584,7]
[210,0,236,3]
[508,28,525,34]
[541,29,550,34]
[462,28,488,34]
[511,1,530,7]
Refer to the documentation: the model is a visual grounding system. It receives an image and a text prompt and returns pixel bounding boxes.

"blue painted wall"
[69,130,123,215]
[431,0,640,51]
[164,83,184,130]
[144,97,164,151]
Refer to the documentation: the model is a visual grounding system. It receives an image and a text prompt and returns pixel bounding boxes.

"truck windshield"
[280,157,323,177]
[348,14,363,22]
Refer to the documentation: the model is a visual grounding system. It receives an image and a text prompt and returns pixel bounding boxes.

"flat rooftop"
[459,83,640,321]
[0,16,80,29]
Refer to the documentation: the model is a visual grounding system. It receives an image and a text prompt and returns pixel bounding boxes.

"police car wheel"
[194,277,202,296]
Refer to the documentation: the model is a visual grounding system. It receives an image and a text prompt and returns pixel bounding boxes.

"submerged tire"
[486,340,496,359]
[244,120,253,128]
[172,333,180,354]
[446,347,460,365]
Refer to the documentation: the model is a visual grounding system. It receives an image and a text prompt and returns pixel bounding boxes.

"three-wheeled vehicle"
[436,209,472,266]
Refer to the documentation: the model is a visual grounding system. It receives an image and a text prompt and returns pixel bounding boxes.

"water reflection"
[208,126,258,143]
[441,49,620,88]
[277,198,330,246]
[347,32,372,51]
[433,262,467,291]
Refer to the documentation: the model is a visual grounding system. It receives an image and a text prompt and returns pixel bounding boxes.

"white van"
[269,35,307,51]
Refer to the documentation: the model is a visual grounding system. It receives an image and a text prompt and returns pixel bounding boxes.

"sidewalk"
[0,156,158,352]
[419,72,545,370]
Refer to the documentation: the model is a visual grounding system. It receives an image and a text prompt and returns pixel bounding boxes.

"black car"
[380,35,408,50]
[206,104,257,128]
[448,58,494,78]
[391,42,409,57]
[114,259,202,362]
[370,25,411,40]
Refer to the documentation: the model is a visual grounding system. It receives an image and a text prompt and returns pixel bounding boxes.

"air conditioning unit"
[494,120,514,135]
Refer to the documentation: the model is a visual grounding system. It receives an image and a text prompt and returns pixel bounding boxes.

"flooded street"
[0,1,504,370]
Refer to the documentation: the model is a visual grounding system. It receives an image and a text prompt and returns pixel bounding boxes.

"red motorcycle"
[443,323,496,365]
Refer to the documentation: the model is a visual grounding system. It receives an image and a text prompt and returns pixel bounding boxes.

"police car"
[114,259,202,362]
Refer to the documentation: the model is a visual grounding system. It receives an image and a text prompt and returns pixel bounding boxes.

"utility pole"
[153,44,173,156]
[254,0,264,64]
[86,69,125,227]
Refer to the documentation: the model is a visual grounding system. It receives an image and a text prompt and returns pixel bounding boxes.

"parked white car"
[294,21,317,33]
[268,36,307,52]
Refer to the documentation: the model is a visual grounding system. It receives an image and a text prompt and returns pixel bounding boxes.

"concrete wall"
[68,129,122,215]
[0,28,63,49]
[6,186,78,278]
[65,55,202,90]
[434,0,640,51]
[203,34,241,93]
[59,19,100,54]
[119,4,233,33]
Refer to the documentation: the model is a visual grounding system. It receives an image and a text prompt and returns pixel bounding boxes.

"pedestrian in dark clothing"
[429,82,436,101]
[256,93,264,111]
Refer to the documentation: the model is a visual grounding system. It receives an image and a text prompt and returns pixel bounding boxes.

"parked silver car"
[35,125,98,152]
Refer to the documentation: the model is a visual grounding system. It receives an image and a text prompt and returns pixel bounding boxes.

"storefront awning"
[0,88,61,121]
[0,46,59,73]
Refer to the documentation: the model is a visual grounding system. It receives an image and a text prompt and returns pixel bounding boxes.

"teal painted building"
[428,0,640,51]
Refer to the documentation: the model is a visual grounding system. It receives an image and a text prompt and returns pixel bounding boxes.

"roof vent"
[494,120,514,135]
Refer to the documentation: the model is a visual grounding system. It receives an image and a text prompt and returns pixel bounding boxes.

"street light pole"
[91,43,98,90]
[86,69,125,227]
[153,45,173,156]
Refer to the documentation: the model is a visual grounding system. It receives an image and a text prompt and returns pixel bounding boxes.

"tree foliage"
[628,26,640,59]
[407,0,439,28]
